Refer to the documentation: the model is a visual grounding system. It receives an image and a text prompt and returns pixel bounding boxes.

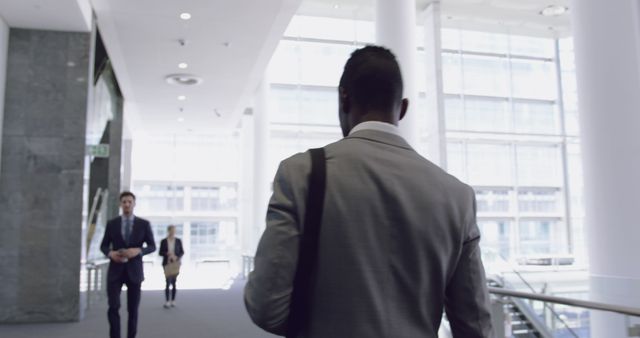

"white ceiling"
[91,0,301,135]
[299,0,572,37]
[0,0,91,32]
[0,0,571,135]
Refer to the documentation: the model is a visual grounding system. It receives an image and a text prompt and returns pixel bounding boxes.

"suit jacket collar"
[346,129,414,151]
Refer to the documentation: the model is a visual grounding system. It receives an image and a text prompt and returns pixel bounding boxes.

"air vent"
[165,74,203,86]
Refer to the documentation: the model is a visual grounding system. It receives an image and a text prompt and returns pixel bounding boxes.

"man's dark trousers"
[108,268,141,338]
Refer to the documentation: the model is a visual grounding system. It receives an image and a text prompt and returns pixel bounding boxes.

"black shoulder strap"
[286,147,326,338]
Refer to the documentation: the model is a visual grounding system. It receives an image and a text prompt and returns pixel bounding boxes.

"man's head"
[119,191,136,216]
[338,45,408,137]
[167,225,176,237]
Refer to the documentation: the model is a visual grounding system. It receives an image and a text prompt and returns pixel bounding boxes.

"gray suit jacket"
[245,129,493,338]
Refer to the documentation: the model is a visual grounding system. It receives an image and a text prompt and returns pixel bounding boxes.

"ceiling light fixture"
[165,74,204,86]
[177,117,185,122]
[178,62,188,69]
[178,95,187,101]
[540,5,568,17]
[180,12,192,20]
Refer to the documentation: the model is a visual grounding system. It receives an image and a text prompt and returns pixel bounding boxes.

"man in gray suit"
[245,46,493,337]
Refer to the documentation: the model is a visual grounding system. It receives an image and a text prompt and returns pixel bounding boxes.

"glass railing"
[489,286,640,338]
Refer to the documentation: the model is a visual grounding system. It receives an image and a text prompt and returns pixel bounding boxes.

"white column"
[252,78,271,252]
[376,0,420,148]
[570,0,640,336]
[420,2,447,168]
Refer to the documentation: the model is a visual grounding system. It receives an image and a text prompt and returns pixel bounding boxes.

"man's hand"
[124,248,142,258]
[108,250,127,263]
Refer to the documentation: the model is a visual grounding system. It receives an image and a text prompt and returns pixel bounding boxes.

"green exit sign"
[87,144,110,158]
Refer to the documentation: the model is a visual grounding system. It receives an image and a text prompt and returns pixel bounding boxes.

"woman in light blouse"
[159,225,184,308]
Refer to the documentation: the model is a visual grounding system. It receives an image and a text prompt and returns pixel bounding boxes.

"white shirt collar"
[348,121,402,137]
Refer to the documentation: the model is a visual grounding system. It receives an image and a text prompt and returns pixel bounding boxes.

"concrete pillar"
[0,18,8,175]
[0,28,91,323]
[420,2,447,168]
[570,0,640,335]
[252,78,271,252]
[375,0,420,148]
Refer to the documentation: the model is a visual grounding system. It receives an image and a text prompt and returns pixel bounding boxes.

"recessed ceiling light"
[180,13,191,20]
[178,62,188,69]
[177,117,185,122]
[540,5,568,17]
[178,95,187,101]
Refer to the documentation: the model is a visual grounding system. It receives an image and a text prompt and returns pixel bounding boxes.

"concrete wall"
[0,17,9,175]
[0,28,90,323]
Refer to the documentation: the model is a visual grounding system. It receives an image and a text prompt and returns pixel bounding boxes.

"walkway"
[0,280,277,338]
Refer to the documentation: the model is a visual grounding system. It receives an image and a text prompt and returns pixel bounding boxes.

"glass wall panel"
[478,220,512,259]
[464,97,510,132]
[510,59,557,100]
[467,143,513,186]
[462,54,510,97]
[516,145,562,186]
[513,100,559,134]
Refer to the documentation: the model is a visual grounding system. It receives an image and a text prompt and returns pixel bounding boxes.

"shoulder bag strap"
[286,147,326,338]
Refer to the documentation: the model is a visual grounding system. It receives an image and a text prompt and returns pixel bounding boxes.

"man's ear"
[339,87,350,114]
[399,98,409,121]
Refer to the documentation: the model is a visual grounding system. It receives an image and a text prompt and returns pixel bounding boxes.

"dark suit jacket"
[159,238,184,266]
[100,216,156,284]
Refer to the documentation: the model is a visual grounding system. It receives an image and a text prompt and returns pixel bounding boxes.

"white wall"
[0,16,9,175]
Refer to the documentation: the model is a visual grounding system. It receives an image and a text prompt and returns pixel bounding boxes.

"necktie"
[124,218,131,245]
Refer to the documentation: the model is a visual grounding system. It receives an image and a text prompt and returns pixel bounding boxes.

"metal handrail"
[489,286,640,317]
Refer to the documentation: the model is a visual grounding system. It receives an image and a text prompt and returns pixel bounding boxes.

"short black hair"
[339,45,403,112]
[119,191,136,201]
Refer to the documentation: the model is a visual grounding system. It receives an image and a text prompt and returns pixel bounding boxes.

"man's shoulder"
[134,216,151,225]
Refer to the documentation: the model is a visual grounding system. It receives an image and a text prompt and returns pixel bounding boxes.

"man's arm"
[100,222,112,257]
[141,222,156,256]
[244,160,302,336]
[444,188,493,338]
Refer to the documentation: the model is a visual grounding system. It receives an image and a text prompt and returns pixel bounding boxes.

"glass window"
[518,220,554,255]
[509,35,555,58]
[467,143,513,186]
[518,189,560,213]
[270,86,339,125]
[516,145,562,186]
[442,53,462,94]
[446,142,466,181]
[134,185,184,213]
[191,185,238,211]
[298,41,357,86]
[152,223,184,248]
[510,59,557,100]
[478,220,512,259]
[460,30,509,54]
[513,100,559,134]
[444,96,464,130]
[441,28,461,51]
[462,55,510,97]
[464,97,510,132]
[476,189,511,213]
[190,222,219,260]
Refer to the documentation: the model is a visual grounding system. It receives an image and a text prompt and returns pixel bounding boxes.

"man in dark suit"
[100,191,156,338]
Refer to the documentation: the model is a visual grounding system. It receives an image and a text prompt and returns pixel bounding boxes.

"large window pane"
[479,220,512,259]
[462,55,509,97]
[464,97,510,132]
[460,30,509,54]
[519,220,555,255]
[511,59,557,100]
[270,86,339,125]
[513,100,559,134]
[516,145,562,186]
[444,96,464,130]
[476,189,511,213]
[518,188,561,213]
[446,142,466,181]
[442,53,462,93]
[467,143,513,186]
[509,35,555,58]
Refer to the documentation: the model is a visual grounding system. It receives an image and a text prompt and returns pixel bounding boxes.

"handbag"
[286,148,327,338]
[164,259,181,278]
